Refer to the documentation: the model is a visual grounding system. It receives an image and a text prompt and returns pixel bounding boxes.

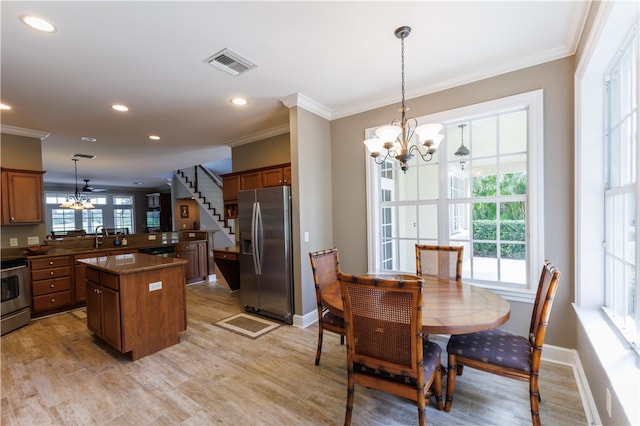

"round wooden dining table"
[321,274,511,335]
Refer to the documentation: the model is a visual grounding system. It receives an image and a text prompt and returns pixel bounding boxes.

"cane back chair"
[338,272,443,426]
[415,245,464,280]
[445,260,561,426]
[309,248,345,365]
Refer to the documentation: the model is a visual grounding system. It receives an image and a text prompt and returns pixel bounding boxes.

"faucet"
[95,225,108,248]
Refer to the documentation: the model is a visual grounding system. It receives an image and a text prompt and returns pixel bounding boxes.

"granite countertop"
[78,252,188,275]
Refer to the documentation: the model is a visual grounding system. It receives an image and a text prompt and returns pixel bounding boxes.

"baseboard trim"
[292,311,318,328]
[542,344,601,426]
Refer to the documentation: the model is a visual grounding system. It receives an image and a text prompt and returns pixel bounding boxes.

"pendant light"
[454,124,470,170]
[60,159,94,209]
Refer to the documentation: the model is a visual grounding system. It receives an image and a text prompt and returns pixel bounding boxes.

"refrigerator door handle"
[251,201,263,275]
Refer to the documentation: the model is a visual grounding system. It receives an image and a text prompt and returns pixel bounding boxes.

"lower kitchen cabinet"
[82,254,187,360]
[74,248,138,304]
[86,275,121,351]
[29,256,73,316]
[174,241,207,283]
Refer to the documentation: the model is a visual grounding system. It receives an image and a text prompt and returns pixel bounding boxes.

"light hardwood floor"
[1,278,588,425]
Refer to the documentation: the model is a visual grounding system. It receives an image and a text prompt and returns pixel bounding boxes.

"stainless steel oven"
[1,258,31,335]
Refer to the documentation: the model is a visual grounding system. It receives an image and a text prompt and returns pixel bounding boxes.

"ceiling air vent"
[204,48,257,76]
[72,153,96,159]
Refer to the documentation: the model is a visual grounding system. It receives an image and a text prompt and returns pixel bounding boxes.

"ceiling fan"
[81,179,107,193]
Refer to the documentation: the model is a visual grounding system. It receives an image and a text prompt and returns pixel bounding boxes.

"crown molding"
[0,125,50,140]
[226,124,290,148]
[279,93,332,120]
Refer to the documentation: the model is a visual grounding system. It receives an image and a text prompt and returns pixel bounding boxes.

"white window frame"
[366,90,544,302]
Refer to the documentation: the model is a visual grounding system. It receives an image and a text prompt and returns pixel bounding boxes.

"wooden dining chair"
[445,260,561,426]
[309,248,345,365]
[415,244,464,280]
[338,272,443,426]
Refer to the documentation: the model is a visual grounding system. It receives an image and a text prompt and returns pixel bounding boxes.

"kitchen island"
[79,253,188,360]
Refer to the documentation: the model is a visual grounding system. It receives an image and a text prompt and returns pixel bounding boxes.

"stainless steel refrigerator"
[238,185,293,324]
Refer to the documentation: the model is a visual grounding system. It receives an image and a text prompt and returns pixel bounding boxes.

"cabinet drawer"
[33,291,72,311]
[31,266,71,281]
[100,272,119,291]
[86,267,100,283]
[175,242,196,252]
[32,277,71,296]
[214,251,238,261]
[30,256,71,270]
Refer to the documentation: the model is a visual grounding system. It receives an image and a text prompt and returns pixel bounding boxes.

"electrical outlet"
[189,232,195,237]
[606,388,611,417]
[27,236,39,245]
[9,238,18,247]
[148,281,162,291]
[148,234,156,240]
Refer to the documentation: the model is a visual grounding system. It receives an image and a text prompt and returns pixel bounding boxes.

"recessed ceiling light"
[112,104,129,112]
[0,103,11,110]
[20,15,57,32]
[231,97,248,106]
[134,182,143,185]
[81,136,97,142]
[148,135,160,141]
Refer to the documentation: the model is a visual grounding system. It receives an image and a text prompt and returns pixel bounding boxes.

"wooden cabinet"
[213,249,240,292]
[221,163,291,222]
[29,256,73,315]
[146,192,172,232]
[175,241,207,283]
[83,256,186,360]
[1,168,45,224]
[74,248,137,304]
[86,269,122,351]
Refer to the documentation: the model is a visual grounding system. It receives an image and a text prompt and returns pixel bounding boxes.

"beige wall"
[330,57,575,348]
[0,133,47,248]
[231,133,290,172]
[290,107,333,318]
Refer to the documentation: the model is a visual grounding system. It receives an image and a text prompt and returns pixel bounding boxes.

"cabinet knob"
[50,271,54,275]
[50,284,55,288]
[50,298,55,303]
[10,217,15,222]
[49,261,54,265]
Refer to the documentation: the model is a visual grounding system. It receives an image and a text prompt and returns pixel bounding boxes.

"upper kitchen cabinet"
[221,163,291,222]
[1,168,45,224]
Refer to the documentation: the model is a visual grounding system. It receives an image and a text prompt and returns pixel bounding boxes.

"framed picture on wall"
[180,205,189,218]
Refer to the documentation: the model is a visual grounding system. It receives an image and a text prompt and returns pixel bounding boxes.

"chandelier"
[60,159,94,209]
[364,26,445,173]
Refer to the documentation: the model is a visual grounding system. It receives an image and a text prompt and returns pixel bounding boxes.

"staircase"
[175,166,234,242]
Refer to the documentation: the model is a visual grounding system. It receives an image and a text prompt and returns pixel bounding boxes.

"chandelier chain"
[400,35,406,110]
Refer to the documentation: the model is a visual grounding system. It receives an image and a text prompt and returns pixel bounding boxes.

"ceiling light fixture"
[111,104,129,112]
[0,103,11,110]
[364,26,445,173]
[60,159,94,210]
[454,124,470,170]
[231,97,248,106]
[81,136,97,143]
[20,15,56,33]
[148,135,160,141]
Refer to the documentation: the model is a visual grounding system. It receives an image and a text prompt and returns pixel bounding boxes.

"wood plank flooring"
[1,278,588,425]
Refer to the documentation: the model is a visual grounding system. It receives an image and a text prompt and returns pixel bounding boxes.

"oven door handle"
[1,265,27,273]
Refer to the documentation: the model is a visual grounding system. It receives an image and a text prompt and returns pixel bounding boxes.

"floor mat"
[214,313,281,339]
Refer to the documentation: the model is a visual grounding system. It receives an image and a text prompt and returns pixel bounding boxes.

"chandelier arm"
[408,144,434,162]
[372,151,392,165]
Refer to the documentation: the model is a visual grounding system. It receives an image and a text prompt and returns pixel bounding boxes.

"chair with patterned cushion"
[445,260,561,426]
[309,248,345,365]
[415,244,464,280]
[339,272,443,426]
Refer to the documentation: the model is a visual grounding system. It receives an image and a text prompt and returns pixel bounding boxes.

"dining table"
[320,273,511,335]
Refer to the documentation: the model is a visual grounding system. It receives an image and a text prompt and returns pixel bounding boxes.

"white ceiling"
[1,1,590,190]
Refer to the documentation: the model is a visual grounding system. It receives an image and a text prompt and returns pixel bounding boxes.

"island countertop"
[78,252,187,275]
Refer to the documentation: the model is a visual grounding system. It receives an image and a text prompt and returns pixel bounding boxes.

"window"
[45,193,135,235]
[604,26,638,349]
[366,90,544,298]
